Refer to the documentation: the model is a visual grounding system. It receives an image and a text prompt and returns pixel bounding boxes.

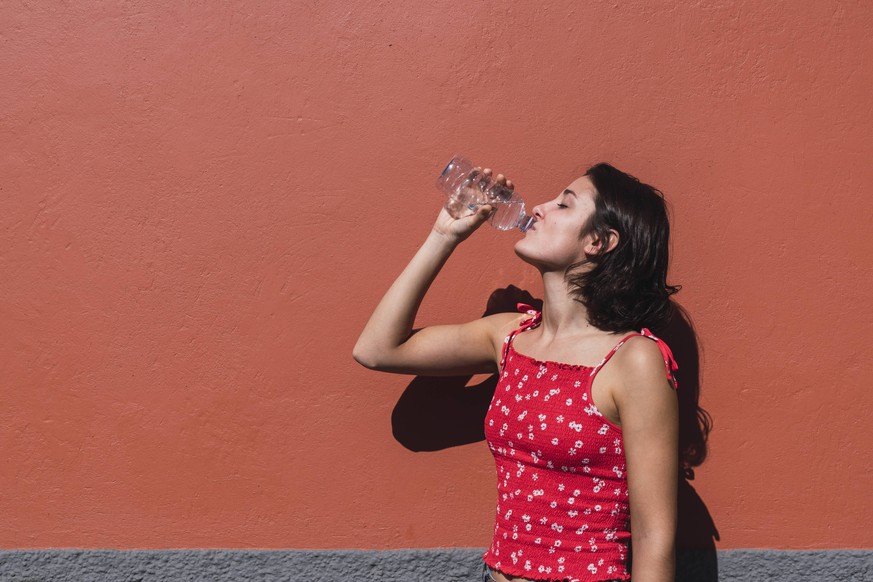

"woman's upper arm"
[356,312,524,376]
[614,338,679,544]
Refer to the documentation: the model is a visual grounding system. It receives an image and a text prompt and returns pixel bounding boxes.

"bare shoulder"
[610,335,675,399]
[613,335,668,370]
[478,311,528,344]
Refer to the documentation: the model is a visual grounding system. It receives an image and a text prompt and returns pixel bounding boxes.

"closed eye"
[557,203,568,209]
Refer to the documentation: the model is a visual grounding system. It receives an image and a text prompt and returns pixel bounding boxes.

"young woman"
[354,163,680,582]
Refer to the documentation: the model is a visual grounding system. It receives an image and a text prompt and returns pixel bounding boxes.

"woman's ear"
[585,229,620,256]
[603,229,620,253]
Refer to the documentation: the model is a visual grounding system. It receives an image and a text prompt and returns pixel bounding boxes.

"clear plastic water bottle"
[435,155,536,232]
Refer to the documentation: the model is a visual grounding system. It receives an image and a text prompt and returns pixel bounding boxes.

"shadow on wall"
[392,287,719,581]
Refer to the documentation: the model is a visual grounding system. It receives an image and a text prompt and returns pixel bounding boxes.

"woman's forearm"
[352,229,458,369]
[628,533,675,582]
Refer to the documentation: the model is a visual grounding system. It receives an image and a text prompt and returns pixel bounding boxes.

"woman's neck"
[537,270,598,339]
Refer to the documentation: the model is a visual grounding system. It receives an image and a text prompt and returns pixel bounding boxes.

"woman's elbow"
[352,341,380,369]
[353,338,397,370]
[632,527,676,558]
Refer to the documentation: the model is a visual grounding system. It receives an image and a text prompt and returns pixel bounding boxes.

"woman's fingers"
[483,168,514,190]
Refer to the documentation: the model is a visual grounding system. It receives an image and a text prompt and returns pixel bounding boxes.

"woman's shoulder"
[480,311,530,336]
[608,332,678,393]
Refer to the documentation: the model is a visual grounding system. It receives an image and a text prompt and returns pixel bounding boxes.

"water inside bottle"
[490,199,526,230]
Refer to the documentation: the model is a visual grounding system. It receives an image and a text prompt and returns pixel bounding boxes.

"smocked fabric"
[482,304,678,582]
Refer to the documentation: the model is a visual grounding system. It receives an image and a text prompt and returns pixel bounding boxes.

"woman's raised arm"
[353,191,521,376]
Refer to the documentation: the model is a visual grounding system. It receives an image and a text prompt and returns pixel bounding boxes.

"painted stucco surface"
[2,0,872,550]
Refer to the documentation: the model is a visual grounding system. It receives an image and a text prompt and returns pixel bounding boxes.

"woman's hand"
[432,169,514,245]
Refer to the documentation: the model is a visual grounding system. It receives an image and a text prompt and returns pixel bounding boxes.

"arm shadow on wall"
[392,285,539,451]
[392,288,719,581]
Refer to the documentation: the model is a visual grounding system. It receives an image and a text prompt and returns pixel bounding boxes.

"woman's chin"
[514,240,543,267]
[513,238,531,259]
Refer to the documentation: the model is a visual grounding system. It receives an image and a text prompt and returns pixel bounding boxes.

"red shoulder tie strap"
[499,303,542,370]
[589,328,679,390]
[640,328,679,390]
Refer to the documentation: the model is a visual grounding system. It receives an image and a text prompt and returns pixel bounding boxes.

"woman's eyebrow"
[563,189,577,198]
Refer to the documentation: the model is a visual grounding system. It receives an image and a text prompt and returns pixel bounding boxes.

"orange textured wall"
[2,1,872,550]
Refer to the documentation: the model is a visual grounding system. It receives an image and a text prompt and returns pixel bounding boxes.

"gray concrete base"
[0,548,870,581]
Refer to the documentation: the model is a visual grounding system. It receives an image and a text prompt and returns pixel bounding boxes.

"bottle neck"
[518,213,536,232]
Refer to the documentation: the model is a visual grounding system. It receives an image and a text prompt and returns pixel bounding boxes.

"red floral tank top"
[483,305,678,582]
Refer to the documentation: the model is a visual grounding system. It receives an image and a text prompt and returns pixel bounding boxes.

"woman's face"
[514,175,600,271]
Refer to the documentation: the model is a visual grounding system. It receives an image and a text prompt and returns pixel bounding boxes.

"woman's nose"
[532,203,546,219]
